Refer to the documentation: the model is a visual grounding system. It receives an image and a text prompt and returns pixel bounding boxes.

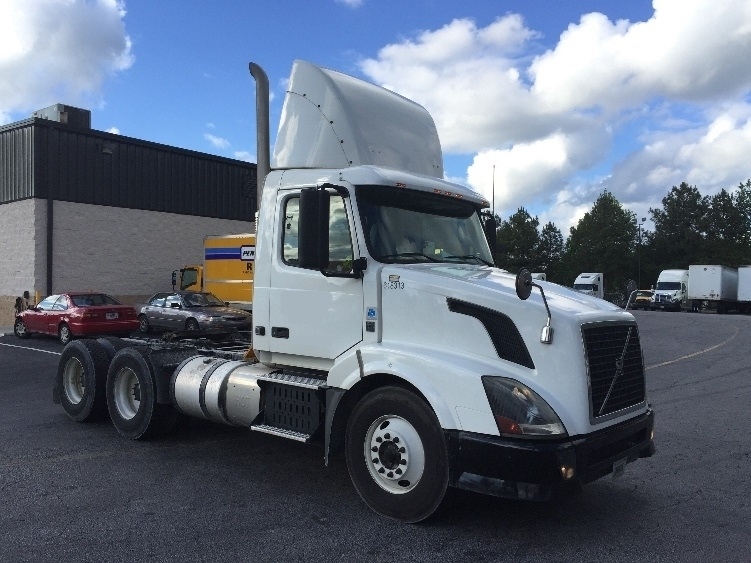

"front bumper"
[651,296,681,309]
[446,408,655,501]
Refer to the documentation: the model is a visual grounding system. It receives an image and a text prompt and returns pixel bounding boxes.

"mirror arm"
[320,257,367,279]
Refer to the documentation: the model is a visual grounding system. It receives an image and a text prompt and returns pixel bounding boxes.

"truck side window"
[328,196,354,271]
[282,194,354,271]
[282,197,300,265]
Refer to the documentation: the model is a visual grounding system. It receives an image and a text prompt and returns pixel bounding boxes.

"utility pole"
[637,217,646,288]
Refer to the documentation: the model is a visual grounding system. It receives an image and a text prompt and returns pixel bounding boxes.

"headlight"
[481,376,566,437]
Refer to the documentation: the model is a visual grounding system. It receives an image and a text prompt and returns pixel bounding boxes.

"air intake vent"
[447,298,534,369]
[582,323,646,420]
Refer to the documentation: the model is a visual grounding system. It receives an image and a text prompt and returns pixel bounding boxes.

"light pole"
[637,217,646,288]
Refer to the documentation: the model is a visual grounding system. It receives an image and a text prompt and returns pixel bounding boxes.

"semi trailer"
[53,60,655,523]
[687,265,738,313]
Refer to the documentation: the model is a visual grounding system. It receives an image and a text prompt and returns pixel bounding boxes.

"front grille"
[582,323,646,420]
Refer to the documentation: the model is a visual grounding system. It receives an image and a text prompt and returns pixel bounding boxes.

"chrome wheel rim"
[113,367,140,420]
[62,357,85,405]
[364,415,425,494]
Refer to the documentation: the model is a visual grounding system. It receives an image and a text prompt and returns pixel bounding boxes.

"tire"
[96,336,129,360]
[59,323,73,345]
[106,347,176,440]
[56,339,110,422]
[185,318,200,331]
[138,315,150,333]
[345,386,449,523]
[14,318,30,339]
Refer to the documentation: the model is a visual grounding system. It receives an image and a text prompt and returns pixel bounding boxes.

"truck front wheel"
[106,348,176,440]
[345,386,449,523]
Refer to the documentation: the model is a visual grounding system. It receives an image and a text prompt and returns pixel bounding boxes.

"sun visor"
[272,60,443,178]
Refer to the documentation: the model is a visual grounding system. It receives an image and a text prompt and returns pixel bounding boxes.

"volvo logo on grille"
[599,326,633,416]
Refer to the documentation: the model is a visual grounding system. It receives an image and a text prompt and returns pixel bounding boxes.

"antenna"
[491,164,496,216]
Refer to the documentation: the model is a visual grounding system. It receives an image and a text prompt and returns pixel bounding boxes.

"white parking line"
[0,342,62,356]
[645,325,739,370]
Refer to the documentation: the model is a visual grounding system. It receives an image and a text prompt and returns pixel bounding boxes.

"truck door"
[267,190,363,361]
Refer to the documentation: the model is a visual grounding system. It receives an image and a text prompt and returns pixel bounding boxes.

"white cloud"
[358,0,751,232]
[204,133,230,149]
[335,0,364,7]
[106,126,120,134]
[233,150,255,163]
[0,0,133,119]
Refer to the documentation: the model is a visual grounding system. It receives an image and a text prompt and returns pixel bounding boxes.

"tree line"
[489,179,751,299]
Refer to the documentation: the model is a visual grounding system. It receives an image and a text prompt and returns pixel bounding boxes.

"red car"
[14,292,140,345]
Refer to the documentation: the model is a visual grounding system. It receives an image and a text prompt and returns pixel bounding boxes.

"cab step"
[251,424,312,442]
[250,370,327,443]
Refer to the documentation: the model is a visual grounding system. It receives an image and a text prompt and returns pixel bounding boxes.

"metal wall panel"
[0,120,35,203]
[2,118,257,220]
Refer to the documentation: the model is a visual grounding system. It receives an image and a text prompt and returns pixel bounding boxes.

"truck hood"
[379,263,623,320]
[375,263,637,437]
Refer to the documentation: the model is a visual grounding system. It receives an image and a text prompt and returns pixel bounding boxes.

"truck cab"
[573,272,604,300]
[246,61,653,520]
[651,269,688,311]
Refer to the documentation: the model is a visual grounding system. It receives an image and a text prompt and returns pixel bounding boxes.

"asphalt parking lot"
[1,311,750,562]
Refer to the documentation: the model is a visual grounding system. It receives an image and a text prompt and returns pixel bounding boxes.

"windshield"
[184,293,225,307]
[574,284,596,291]
[656,281,682,291]
[356,185,493,265]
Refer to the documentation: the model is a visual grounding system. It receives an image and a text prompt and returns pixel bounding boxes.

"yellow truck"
[172,233,255,312]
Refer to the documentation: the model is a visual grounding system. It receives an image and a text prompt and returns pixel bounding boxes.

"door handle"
[271,327,289,339]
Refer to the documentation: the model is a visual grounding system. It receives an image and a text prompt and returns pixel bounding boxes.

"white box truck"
[687,265,738,313]
[651,269,689,311]
[49,60,655,523]
[573,273,604,299]
[737,266,751,314]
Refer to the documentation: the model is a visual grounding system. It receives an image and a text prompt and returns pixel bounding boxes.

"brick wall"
[0,198,254,327]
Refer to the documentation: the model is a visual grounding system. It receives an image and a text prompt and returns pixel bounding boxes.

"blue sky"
[2,0,750,234]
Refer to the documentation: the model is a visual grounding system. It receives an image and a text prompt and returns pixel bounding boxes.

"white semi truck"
[573,273,604,299]
[651,269,689,311]
[53,60,655,522]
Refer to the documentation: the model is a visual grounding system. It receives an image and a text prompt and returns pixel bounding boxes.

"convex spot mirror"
[516,268,533,300]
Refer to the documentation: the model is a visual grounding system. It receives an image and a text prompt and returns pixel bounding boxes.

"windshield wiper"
[379,252,440,263]
[443,254,494,266]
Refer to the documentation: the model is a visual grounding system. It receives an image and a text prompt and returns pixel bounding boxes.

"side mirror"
[516,268,553,344]
[170,302,181,309]
[515,268,533,300]
[482,213,497,265]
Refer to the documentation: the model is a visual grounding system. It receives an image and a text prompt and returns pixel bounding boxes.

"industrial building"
[0,104,257,327]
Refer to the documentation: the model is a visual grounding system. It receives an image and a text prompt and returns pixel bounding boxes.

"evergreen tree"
[537,222,564,282]
[561,191,636,295]
[495,207,540,273]
[735,179,751,249]
[705,188,748,266]
[648,182,708,267]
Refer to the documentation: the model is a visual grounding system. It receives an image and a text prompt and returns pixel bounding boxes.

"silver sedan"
[138,291,251,333]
